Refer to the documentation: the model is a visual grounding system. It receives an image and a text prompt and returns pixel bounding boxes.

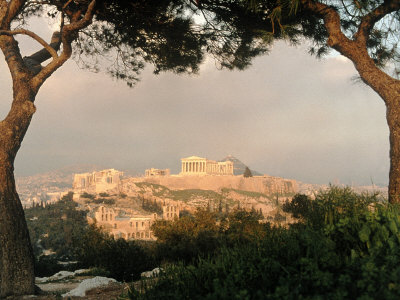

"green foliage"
[171,189,223,202]
[244,0,400,72]
[283,193,313,219]
[132,188,400,299]
[99,192,110,197]
[135,182,276,213]
[151,210,221,263]
[74,224,156,281]
[224,209,265,244]
[284,187,382,228]
[87,197,116,205]
[34,256,76,277]
[80,192,95,200]
[141,197,163,214]
[151,208,267,264]
[135,182,224,203]
[25,192,87,260]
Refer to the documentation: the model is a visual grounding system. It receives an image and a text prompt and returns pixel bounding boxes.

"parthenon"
[181,156,233,176]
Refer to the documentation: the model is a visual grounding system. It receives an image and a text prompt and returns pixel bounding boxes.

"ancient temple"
[180,156,233,176]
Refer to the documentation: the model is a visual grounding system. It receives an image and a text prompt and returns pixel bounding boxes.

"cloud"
[0,38,389,185]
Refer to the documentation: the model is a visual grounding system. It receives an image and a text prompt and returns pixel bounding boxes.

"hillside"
[132,174,297,195]
[78,181,292,223]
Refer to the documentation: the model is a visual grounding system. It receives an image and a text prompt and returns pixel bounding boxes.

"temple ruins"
[180,156,233,176]
[86,203,180,240]
[73,169,123,193]
[145,168,170,177]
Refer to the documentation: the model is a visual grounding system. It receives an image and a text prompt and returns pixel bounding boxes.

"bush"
[75,224,156,281]
[35,256,64,277]
[81,192,95,199]
[283,193,313,219]
[25,192,87,259]
[131,188,400,299]
[151,208,267,264]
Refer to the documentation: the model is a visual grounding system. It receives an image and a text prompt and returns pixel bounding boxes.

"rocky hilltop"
[126,174,297,196]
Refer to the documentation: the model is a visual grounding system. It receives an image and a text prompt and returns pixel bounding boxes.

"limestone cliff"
[125,175,297,196]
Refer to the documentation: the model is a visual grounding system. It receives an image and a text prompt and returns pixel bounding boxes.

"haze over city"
[0,18,388,186]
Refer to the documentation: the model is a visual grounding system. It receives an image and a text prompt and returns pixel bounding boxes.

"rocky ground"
[32,282,129,300]
[11,269,154,300]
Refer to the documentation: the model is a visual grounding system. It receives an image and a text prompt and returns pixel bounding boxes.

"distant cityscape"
[17,155,388,211]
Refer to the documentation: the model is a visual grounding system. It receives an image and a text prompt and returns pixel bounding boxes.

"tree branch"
[4,0,26,27]
[301,0,399,104]
[355,0,400,45]
[63,0,96,33]
[0,29,58,59]
[31,0,96,91]
[300,0,350,49]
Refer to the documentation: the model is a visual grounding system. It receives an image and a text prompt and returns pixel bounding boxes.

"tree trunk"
[387,102,400,203]
[0,88,37,297]
[0,156,35,297]
[330,41,400,203]
[301,0,400,203]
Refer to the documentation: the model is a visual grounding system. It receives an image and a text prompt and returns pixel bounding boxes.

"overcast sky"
[0,18,389,186]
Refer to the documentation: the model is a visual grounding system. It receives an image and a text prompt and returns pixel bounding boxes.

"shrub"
[283,193,313,219]
[81,192,95,200]
[131,188,400,299]
[25,193,87,259]
[75,224,156,281]
[151,208,267,264]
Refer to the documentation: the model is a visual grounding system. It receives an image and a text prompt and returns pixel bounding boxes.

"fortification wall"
[136,175,297,195]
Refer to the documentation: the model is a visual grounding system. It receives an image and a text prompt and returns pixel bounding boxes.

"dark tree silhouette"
[243,167,253,178]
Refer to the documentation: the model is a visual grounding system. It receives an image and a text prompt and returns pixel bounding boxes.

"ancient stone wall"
[136,175,297,195]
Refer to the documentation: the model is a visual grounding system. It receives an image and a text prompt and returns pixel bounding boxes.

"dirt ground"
[10,281,133,300]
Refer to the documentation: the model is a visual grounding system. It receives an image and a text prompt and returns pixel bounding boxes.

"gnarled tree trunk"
[0,88,37,297]
[0,159,35,297]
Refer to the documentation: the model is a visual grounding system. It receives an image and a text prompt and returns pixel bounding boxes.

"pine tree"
[243,167,253,178]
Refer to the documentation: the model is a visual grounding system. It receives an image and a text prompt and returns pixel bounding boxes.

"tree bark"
[340,49,400,203]
[386,101,400,203]
[0,155,35,297]
[0,90,36,297]
[343,54,400,203]
[0,62,38,295]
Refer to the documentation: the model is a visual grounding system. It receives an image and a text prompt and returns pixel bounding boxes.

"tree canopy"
[11,0,288,86]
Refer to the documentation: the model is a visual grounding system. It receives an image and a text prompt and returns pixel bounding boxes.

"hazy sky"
[0,18,389,185]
